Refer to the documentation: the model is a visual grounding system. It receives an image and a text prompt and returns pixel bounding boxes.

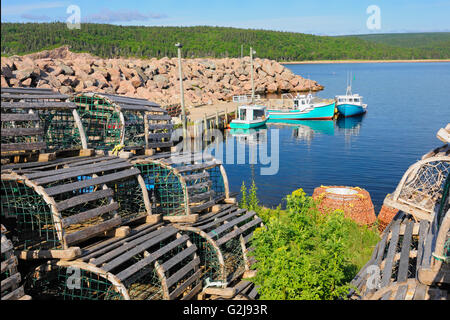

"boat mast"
[250,47,255,104]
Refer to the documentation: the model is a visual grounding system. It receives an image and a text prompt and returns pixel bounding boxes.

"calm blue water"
[214,63,450,212]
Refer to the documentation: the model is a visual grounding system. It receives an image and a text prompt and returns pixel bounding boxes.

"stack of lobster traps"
[349,125,449,300]
[1,87,262,300]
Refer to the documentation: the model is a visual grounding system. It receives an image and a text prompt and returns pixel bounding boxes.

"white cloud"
[2,1,66,15]
[82,8,168,23]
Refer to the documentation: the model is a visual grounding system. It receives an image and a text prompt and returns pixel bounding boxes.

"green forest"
[2,23,449,61]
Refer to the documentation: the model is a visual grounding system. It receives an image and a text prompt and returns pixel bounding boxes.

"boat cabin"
[293,93,313,110]
[335,94,364,106]
[237,105,266,122]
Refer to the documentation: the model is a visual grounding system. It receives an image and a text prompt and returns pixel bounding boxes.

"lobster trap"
[1,155,154,258]
[384,146,449,222]
[1,225,31,300]
[25,225,202,300]
[71,92,173,152]
[131,153,230,220]
[1,87,88,163]
[350,165,449,300]
[175,204,263,286]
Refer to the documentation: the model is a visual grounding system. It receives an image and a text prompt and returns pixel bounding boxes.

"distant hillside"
[344,32,450,59]
[2,23,449,61]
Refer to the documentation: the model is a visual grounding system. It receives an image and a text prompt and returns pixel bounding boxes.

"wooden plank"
[147,142,173,148]
[56,188,114,212]
[33,160,132,185]
[204,287,236,298]
[88,226,169,265]
[147,114,171,121]
[61,202,119,227]
[1,87,54,94]
[380,290,392,300]
[208,211,256,238]
[1,93,69,100]
[1,101,76,110]
[148,123,173,130]
[0,113,40,121]
[1,285,25,300]
[44,168,140,196]
[64,216,122,245]
[120,104,163,112]
[168,269,201,300]
[190,200,216,213]
[216,218,262,246]
[176,161,218,173]
[416,220,429,276]
[1,255,18,274]
[394,284,408,300]
[189,190,215,203]
[1,272,21,293]
[187,181,213,193]
[148,133,172,140]
[248,285,259,299]
[413,283,427,300]
[380,221,401,288]
[421,225,434,269]
[165,257,200,288]
[102,228,180,272]
[376,228,390,265]
[1,128,44,137]
[114,235,189,279]
[183,172,210,182]
[1,142,46,152]
[159,245,197,272]
[397,221,414,283]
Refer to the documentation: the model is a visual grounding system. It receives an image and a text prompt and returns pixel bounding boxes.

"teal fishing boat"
[335,73,367,117]
[267,93,336,120]
[229,105,267,129]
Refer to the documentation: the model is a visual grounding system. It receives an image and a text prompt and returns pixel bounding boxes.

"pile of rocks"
[1,46,323,106]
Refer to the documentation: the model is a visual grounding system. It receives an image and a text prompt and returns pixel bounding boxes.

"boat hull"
[229,120,266,129]
[267,101,336,120]
[337,103,366,117]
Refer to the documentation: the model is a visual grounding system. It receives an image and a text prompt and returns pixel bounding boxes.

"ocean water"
[212,62,450,212]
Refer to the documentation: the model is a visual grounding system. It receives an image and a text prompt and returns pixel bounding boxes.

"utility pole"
[175,43,187,151]
[250,47,256,104]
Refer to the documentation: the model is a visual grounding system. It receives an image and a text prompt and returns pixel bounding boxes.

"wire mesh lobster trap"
[131,152,231,220]
[71,92,173,152]
[384,148,449,222]
[1,155,154,258]
[350,174,449,300]
[174,204,263,286]
[1,87,88,163]
[25,225,202,300]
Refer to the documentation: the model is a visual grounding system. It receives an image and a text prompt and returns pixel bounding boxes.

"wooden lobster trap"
[1,225,31,300]
[349,176,449,300]
[71,92,173,153]
[174,204,263,288]
[131,152,233,222]
[25,224,202,300]
[1,87,89,164]
[1,155,158,260]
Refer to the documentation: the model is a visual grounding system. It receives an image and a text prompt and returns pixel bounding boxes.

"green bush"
[249,188,379,300]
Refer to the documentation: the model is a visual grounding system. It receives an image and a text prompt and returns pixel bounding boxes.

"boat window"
[239,109,246,120]
[294,100,299,107]
[354,98,359,102]
[348,98,353,102]
[253,109,265,119]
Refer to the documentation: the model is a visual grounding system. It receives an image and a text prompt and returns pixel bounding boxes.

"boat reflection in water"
[227,125,268,146]
[266,119,334,144]
[336,114,364,135]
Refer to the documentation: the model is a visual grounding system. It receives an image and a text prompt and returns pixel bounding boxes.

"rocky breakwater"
[1,46,323,106]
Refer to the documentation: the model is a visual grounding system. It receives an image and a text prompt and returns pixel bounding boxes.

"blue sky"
[2,0,450,35]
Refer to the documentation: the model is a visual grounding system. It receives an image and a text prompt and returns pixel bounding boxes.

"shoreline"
[281,59,450,64]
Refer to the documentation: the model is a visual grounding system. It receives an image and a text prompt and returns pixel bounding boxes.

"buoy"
[312,186,376,226]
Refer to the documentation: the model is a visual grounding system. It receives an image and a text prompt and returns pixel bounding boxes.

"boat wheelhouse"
[335,82,367,117]
[229,105,267,129]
